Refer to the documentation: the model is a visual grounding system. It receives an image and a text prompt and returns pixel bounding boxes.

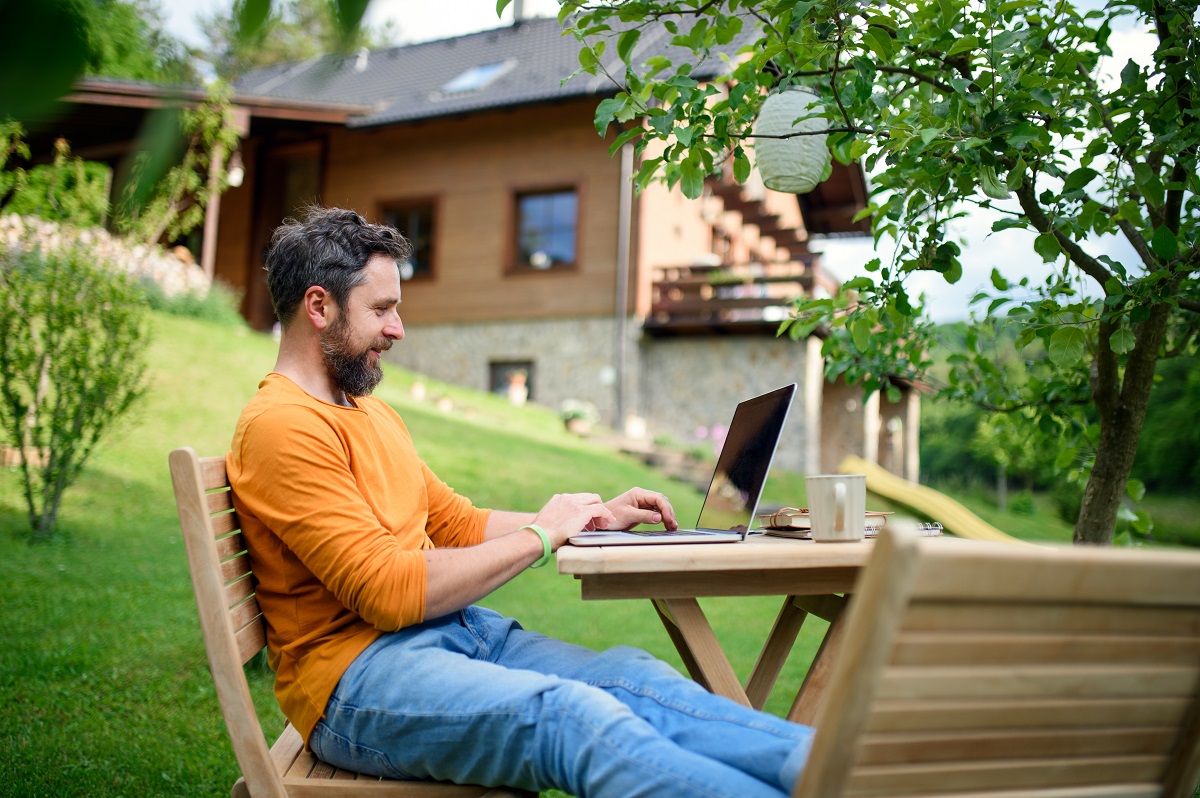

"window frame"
[378,197,440,282]
[508,184,582,275]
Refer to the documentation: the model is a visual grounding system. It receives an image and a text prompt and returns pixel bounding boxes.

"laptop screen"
[694,384,796,534]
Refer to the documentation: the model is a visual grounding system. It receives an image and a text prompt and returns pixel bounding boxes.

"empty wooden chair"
[170,447,530,798]
[794,526,1200,798]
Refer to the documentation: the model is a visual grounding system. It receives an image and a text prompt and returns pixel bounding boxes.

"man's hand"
[601,488,679,532]
[532,493,618,549]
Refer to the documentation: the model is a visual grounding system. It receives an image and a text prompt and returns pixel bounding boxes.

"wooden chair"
[169,447,531,798]
[794,527,1200,798]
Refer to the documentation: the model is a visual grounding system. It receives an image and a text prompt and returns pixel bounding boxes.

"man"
[227,207,813,798]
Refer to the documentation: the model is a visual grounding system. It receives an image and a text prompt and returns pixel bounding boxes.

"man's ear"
[302,286,333,330]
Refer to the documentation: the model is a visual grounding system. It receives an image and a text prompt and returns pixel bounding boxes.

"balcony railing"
[644,262,834,336]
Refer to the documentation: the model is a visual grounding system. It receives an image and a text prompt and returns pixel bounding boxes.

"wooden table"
[556,534,878,725]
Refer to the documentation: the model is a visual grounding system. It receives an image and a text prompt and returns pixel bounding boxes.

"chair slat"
[215,531,248,561]
[230,595,262,633]
[856,784,1161,798]
[866,696,1190,734]
[211,510,239,537]
[236,618,268,663]
[903,602,1200,637]
[890,631,1200,666]
[914,545,1200,606]
[221,551,252,583]
[858,727,1177,766]
[268,724,306,776]
[287,748,319,779]
[878,664,1199,701]
[845,755,1167,797]
[226,573,255,608]
[198,456,230,490]
[206,488,234,514]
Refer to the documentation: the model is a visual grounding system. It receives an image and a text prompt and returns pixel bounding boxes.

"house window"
[514,189,577,271]
[440,60,517,95]
[489,361,534,406]
[382,201,436,280]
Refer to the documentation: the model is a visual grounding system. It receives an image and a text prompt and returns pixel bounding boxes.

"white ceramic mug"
[805,474,866,542]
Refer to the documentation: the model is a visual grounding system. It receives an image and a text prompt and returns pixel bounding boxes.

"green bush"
[1008,491,1036,516]
[140,277,244,326]
[0,244,149,541]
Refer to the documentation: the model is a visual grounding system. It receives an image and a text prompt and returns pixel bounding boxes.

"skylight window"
[440,59,516,94]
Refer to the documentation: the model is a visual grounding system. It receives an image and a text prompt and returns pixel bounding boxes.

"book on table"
[754,508,943,539]
[756,507,894,531]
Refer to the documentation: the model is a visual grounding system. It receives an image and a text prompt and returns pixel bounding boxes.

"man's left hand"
[602,488,679,531]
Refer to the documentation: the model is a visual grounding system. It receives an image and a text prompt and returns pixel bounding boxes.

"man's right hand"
[532,493,617,549]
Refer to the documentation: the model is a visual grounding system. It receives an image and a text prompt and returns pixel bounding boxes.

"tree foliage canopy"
[558,0,1200,543]
[199,0,398,79]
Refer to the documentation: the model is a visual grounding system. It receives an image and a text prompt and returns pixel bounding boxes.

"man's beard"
[320,317,389,398]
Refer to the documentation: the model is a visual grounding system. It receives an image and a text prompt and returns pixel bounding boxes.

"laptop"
[569,383,796,546]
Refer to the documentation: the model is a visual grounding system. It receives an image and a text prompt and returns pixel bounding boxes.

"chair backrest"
[170,447,288,798]
[794,528,1200,798]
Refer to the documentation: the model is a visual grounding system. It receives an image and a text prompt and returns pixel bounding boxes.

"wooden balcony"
[643,262,824,337]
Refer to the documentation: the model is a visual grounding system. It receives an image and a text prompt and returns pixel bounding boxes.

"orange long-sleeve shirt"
[226,373,490,742]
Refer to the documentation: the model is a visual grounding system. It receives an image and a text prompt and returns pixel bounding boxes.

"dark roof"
[235,16,746,128]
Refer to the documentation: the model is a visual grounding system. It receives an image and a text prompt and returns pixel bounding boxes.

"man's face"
[320,254,404,398]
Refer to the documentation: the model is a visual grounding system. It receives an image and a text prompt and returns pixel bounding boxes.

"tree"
[78,0,198,84]
[113,83,244,246]
[199,0,399,80]
[0,243,149,541]
[559,0,1200,544]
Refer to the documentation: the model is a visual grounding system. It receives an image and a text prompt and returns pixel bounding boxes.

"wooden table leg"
[652,598,751,706]
[787,595,849,725]
[745,596,809,710]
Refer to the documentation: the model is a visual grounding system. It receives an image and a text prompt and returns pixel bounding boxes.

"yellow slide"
[839,455,1030,545]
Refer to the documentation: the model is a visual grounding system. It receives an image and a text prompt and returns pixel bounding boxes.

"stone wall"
[386,316,629,424]
[636,335,816,473]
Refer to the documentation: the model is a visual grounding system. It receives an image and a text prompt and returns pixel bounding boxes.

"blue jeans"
[309,606,813,798]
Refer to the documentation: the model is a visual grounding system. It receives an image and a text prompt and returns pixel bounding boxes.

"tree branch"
[1014,179,1115,290]
[1115,217,1159,271]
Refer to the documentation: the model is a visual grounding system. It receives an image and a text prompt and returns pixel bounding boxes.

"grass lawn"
[0,311,1184,796]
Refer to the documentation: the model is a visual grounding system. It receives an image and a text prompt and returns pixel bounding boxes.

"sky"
[160,1,1157,323]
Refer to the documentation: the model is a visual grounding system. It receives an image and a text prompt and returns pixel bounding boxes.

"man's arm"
[423,487,679,619]
[423,493,614,619]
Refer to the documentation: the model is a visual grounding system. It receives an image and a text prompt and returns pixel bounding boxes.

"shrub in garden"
[0,244,149,541]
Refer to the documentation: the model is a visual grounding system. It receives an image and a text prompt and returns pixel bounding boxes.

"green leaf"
[594,97,625,135]
[990,268,1009,291]
[1133,162,1164,208]
[864,27,896,60]
[844,276,874,291]
[1007,122,1042,150]
[992,217,1027,232]
[578,46,599,74]
[1120,59,1140,87]
[732,152,751,184]
[1126,477,1146,502]
[1048,326,1087,369]
[1033,232,1060,263]
[1062,167,1100,193]
[946,34,979,56]
[978,166,1010,199]
[617,29,641,64]
[1109,327,1135,354]
[851,316,872,352]
[1150,225,1178,260]
[679,159,703,200]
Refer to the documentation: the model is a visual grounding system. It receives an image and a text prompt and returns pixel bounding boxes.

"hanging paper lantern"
[751,86,831,194]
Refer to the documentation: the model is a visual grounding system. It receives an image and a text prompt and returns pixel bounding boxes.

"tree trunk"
[1074,303,1171,544]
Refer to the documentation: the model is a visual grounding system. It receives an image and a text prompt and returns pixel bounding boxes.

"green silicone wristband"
[521,524,552,569]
